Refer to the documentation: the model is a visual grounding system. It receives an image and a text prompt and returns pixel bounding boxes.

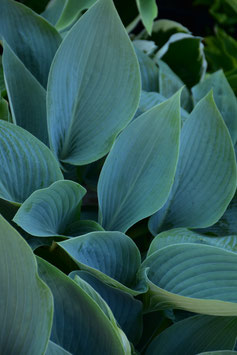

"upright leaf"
[136,0,158,35]
[2,41,48,145]
[192,70,237,144]
[98,91,181,232]
[47,0,141,165]
[146,315,237,355]
[149,91,237,235]
[13,180,86,236]
[37,257,128,354]
[134,46,159,92]
[0,0,61,88]
[0,121,63,204]
[0,216,53,354]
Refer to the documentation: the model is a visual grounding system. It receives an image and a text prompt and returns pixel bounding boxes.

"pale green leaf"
[146,315,237,355]
[37,257,128,354]
[47,0,141,165]
[136,0,158,35]
[2,41,48,144]
[98,91,181,232]
[141,243,237,315]
[192,70,237,144]
[0,121,63,204]
[0,0,61,88]
[13,180,86,236]
[0,216,53,354]
[149,91,237,235]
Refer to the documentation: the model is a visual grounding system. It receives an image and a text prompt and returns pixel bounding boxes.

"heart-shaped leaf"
[98,91,181,232]
[0,121,63,204]
[0,215,53,354]
[47,0,141,165]
[37,257,129,354]
[2,41,48,144]
[192,70,237,144]
[149,91,237,235]
[145,315,237,355]
[13,180,86,236]
[70,270,143,344]
[0,0,61,88]
[58,231,147,295]
[141,243,237,315]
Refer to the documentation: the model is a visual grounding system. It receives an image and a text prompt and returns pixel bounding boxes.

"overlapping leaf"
[58,231,147,295]
[192,70,237,144]
[141,243,237,315]
[149,91,237,235]
[0,216,53,354]
[0,0,61,88]
[145,315,237,355]
[134,46,159,92]
[98,91,181,232]
[13,180,86,236]
[37,257,129,354]
[70,270,143,344]
[0,121,63,204]
[2,41,48,144]
[47,0,141,165]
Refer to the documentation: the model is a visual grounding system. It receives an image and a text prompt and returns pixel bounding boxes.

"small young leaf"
[136,0,158,35]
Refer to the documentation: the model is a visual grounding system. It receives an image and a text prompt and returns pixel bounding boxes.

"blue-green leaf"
[0,0,61,88]
[37,257,129,354]
[0,121,63,204]
[146,315,237,355]
[192,70,237,144]
[149,91,237,235]
[98,91,181,232]
[13,180,86,236]
[134,46,159,92]
[58,231,146,295]
[141,243,237,315]
[47,0,141,165]
[2,41,48,145]
[70,270,143,344]
[46,341,72,355]
[0,216,53,354]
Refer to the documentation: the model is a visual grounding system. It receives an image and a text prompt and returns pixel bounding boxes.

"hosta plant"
[1,0,237,354]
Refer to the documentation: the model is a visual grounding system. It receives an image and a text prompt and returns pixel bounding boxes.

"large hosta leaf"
[58,231,147,295]
[46,341,72,355]
[2,41,48,145]
[37,257,129,354]
[70,270,143,344]
[0,216,53,354]
[98,91,181,232]
[141,243,237,315]
[0,0,61,88]
[13,180,86,236]
[149,91,237,235]
[192,70,237,144]
[147,228,237,256]
[0,121,63,204]
[47,0,141,165]
[146,315,237,355]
